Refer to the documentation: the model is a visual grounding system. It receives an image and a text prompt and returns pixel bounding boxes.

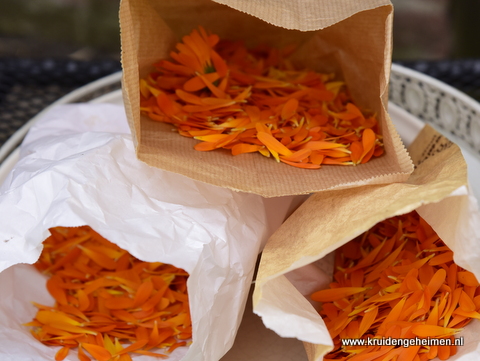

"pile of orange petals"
[139,27,384,169]
[312,211,480,361]
[27,226,191,361]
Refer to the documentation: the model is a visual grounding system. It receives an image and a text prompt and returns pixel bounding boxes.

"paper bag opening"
[21,225,191,360]
[253,125,480,360]
[120,0,413,197]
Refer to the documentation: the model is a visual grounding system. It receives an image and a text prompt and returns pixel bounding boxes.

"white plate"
[1,76,479,361]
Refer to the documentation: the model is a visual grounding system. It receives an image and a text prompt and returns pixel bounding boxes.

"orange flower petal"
[257,132,293,156]
[311,287,367,302]
[82,343,112,361]
[55,346,70,361]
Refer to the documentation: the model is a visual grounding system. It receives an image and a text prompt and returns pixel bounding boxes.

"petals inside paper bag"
[28,226,191,361]
[0,102,303,361]
[140,27,384,170]
[314,211,479,361]
[120,0,413,196]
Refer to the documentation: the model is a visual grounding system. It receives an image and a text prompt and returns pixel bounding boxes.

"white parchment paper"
[0,103,299,361]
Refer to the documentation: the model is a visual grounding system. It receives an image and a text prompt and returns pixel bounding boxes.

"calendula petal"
[311,287,367,302]
[377,297,407,335]
[429,251,454,266]
[437,344,451,361]
[427,268,447,297]
[104,296,135,310]
[78,245,117,270]
[300,141,346,151]
[158,60,194,76]
[197,72,227,98]
[133,350,168,358]
[280,148,311,162]
[458,290,476,312]
[257,132,293,156]
[170,52,202,73]
[102,335,116,356]
[280,158,320,169]
[55,346,70,361]
[36,310,82,327]
[360,128,376,161]
[411,325,461,337]
[231,143,263,156]
[168,341,188,353]
[115,339,148,356]
[133,279,154,308]
[78,345,92,361]
[426,299,440,325]
[350,141,363,164]
[77,289,90,312]
[281,98,298,120]
[210,50,228,77]
[110,309,137,323]
[358,307,378,337]
[194,142,217,151]
[142,284,168,312]
[46,276,68,305]
[82,343,112,361]
[458,271,479,287]
[175,89,203,105]
[183,72,219,92]
[194,134,230,143]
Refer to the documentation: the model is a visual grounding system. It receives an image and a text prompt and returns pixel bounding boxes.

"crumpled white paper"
[0,103,300,361]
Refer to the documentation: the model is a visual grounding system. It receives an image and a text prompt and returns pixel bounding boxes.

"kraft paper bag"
[119,0,413,197]
[253,125,480,360]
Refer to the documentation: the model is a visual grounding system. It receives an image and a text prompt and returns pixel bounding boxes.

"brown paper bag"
[119,0,413,197]
[253,125,480,360]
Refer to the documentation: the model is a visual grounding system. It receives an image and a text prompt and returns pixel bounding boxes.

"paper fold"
[213,0,393,31]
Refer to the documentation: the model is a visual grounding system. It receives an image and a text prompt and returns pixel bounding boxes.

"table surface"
[0,58,121,148]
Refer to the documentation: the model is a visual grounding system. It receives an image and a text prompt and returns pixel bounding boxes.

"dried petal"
[311,287,367,302]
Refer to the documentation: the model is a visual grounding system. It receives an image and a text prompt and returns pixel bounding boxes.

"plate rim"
[0,71,122,164]
[391,63,480,114]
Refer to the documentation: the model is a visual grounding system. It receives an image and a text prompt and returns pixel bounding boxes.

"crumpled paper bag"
[119,0,413,197]
[0,103,300,361]
[253,125,480,360]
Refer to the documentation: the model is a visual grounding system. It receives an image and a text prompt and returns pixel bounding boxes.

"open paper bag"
[0,103,300,361]
[253,125,480,360]
[119,0,413,197]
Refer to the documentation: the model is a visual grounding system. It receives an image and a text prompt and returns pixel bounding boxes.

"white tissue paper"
[0,103,300,361]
